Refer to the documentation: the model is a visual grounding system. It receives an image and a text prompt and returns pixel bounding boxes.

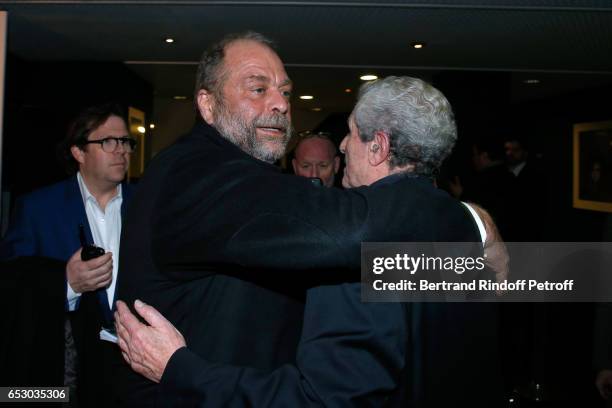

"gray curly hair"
[352,76,457,176]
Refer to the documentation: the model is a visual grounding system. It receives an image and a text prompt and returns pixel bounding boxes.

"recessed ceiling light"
[524,79,540,84]
[311,107,322,112]
[412,42,425,49]
[173,95,187,100]
[137,126,146,134]
[149,124,155,129]
[165,38,175,43]
[299,95,314,100]
[360,74,378,81]
[344,88,352,93]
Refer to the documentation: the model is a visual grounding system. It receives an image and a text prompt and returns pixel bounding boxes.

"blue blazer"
[1,175,134,408]
[1,175,133,311]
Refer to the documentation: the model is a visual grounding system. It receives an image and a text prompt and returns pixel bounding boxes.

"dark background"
[1,2,612,406]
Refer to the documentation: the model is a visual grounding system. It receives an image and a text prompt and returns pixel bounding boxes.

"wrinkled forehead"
[297,138,336,159]
[223,39,290,82]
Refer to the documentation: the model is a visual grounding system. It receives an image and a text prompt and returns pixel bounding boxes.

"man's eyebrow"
[245,75,292,88]
[246,75,269,83]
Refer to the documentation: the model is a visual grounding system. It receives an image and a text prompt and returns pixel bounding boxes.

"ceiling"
[1,0,612,128]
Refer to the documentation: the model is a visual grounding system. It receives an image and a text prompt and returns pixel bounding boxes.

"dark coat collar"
[371,172,432,188]
[191,120,282,173]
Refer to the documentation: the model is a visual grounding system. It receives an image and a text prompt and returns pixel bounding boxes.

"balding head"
[195,32,293,163]
[292,135,340,187]
[194,31,276,101]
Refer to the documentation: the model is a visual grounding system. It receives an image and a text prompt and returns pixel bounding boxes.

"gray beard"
[213,101,292,163]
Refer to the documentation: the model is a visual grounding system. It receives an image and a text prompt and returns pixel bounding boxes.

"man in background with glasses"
[1,102,135,407]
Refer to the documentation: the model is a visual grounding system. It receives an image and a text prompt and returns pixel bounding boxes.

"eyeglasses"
[82,137,137,153]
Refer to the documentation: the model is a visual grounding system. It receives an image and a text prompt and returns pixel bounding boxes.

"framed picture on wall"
[573,120,612,212]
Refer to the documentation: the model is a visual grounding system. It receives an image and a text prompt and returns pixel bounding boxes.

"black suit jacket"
[116,122,500,406]
[0,257,66,396]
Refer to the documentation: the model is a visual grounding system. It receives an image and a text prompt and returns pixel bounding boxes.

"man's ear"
[367,130,390,166]
[197,89,215,125]
[70,145,85,165]
[333,156,340,174]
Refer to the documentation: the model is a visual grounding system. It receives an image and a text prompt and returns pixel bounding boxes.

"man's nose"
[311,167,320,178]
[114,142,129,154]
[268,89,289,114]
[339,136,348,154]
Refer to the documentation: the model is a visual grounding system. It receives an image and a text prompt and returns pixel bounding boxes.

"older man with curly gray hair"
[341,76,457,187]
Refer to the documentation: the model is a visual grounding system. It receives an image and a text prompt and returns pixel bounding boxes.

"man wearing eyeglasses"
[1,102,135,407]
